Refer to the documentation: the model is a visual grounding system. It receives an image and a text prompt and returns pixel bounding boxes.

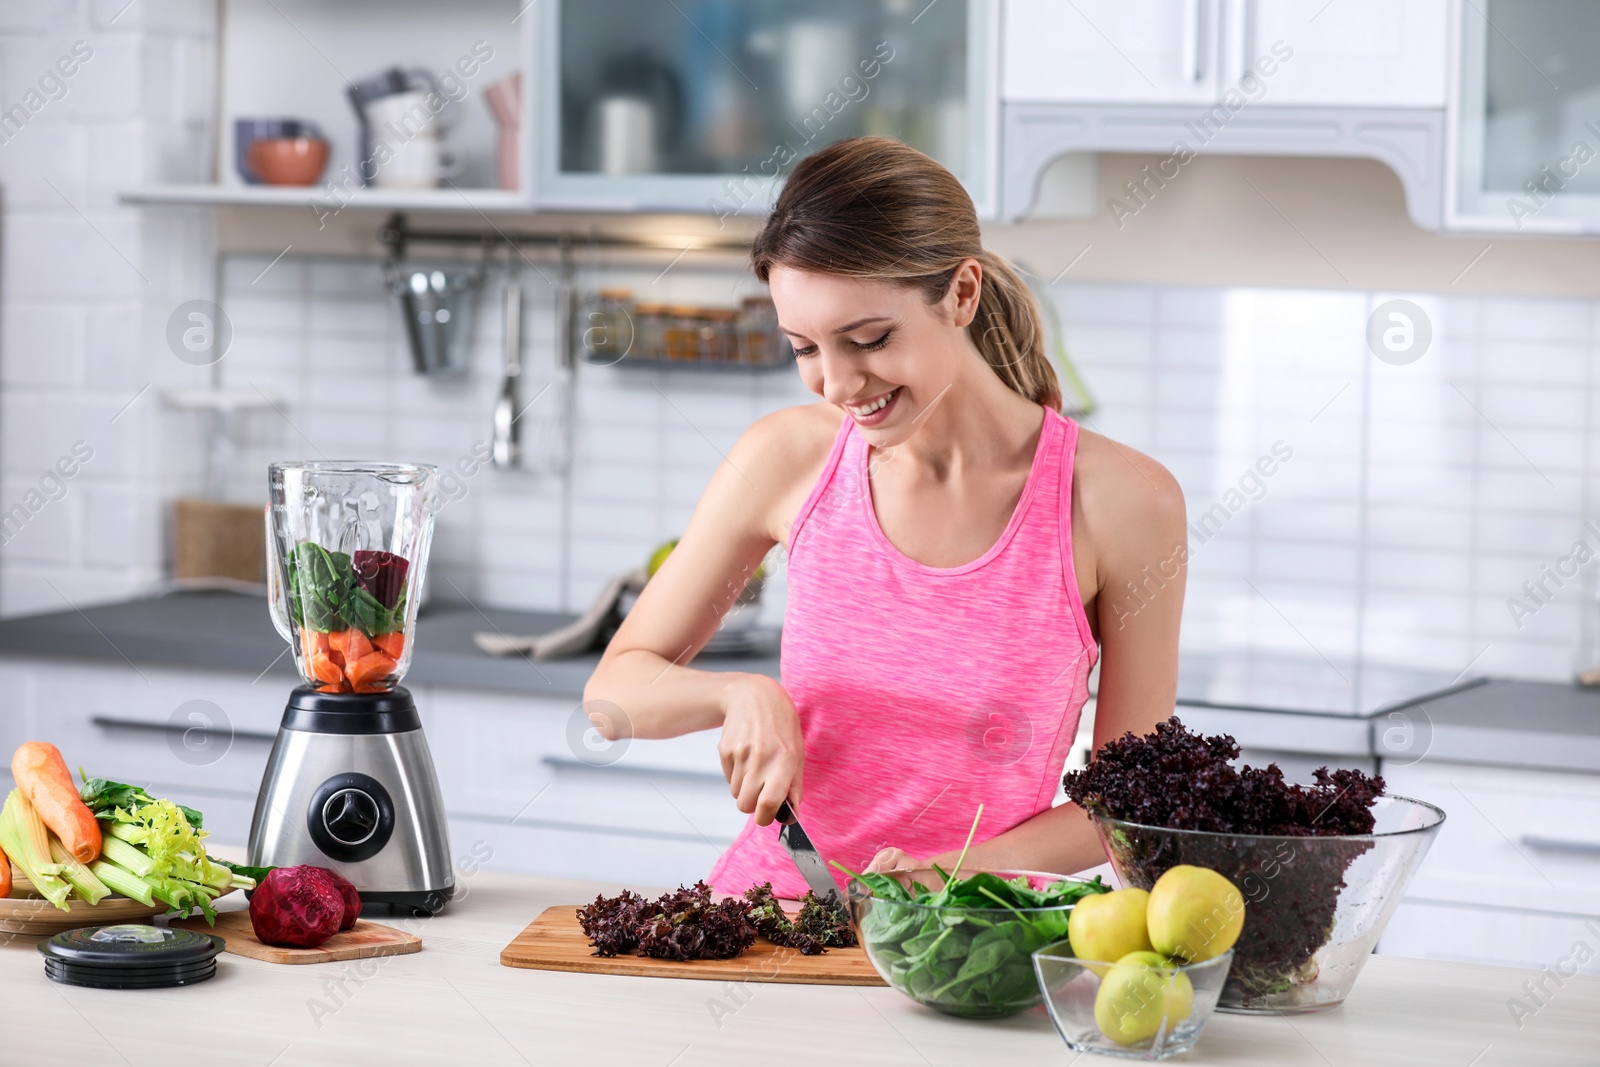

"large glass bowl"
[1032,945,1234,1060]
[1091,794,1445,1013]
[846,868,1093,1019]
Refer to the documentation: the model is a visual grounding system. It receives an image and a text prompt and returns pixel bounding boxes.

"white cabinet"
[1449,0,1600,233]
[1240,0,1448,107]
[1003,0,1219,104]
[1378,759,1600,969]
[536,0,999,216]
[1003,0,1447,107]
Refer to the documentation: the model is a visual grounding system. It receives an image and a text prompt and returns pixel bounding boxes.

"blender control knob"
[322,788,380,845]
[306,772,394,862]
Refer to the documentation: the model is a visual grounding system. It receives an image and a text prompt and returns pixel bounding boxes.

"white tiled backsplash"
[204,262,1594,684]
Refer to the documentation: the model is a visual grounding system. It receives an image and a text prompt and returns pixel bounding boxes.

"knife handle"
[775,800,795,825]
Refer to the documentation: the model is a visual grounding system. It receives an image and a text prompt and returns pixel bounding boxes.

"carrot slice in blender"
[346,651,398,689]
[330,629,374,664]
[373,632,405,659]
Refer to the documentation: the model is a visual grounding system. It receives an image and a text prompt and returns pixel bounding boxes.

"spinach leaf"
[80,774,204,829]
[288,542,354,632]
[837,857,1111,1017]
[344,582,407,636]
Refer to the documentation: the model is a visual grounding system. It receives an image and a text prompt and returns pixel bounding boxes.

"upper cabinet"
[1449,0,1600,233]
[997,0,1454,226]
[1242,0,1448,107]
[536,0,998,216]
[1003,0,1221,105]
[1003,0,1448,108]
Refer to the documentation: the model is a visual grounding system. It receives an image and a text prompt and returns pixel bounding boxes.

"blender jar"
[266,462,437,692]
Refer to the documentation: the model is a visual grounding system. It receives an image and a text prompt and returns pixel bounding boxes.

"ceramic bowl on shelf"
[246,136,329,186]
[1092,794,1445,1013]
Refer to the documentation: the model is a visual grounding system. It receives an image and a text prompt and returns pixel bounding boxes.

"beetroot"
[249,865,345,948]
[323,868,363,931]
[353,550,409,610]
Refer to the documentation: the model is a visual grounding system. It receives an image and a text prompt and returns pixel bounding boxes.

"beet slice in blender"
[352,550,410,610]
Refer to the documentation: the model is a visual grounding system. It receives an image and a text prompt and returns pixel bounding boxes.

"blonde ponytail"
[753,136,1064,413]
[971,250,1059,411]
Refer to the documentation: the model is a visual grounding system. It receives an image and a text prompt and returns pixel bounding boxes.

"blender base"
[249,686,456,914]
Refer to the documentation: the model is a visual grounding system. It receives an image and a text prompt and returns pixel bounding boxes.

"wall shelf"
[119,184,531,213]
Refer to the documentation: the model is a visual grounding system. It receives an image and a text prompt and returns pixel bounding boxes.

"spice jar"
[665,305,703,361]
[701,308,737,363]
[737,296,782,365]
[632,302,669,359]
[584,287,634,361]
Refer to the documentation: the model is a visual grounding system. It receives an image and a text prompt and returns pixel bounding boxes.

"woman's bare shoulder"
[733,402,845,475]
[724,403,846,539]
[1072,426,1186,547]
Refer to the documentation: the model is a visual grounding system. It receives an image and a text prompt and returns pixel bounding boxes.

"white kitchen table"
[4,870,1596,1067]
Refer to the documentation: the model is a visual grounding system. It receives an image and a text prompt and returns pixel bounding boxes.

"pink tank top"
[707,406,1098,898]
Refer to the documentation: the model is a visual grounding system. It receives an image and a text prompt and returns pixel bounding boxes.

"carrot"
[330,629,373,664]
[373,632,404,660]
[301,630,344,687]
[11,742,101,864]
[0,840,11,898]
[345,651,397,689]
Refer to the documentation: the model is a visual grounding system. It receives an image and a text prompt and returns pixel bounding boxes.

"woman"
[584,136,1185,897]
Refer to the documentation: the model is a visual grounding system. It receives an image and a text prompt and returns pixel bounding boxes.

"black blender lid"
[283,685,420,735]
[40,924,223,989]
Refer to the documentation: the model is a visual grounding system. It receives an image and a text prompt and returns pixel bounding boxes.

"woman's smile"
[843,386,902,426]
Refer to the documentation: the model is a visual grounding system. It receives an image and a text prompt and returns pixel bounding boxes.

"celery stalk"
[105,820,146,845]
[9,790,64,876]
[0,795,71,909]
[98,833,155,877]
[149,878,189,912]
[49,838,111,905]
[89,859,155,906]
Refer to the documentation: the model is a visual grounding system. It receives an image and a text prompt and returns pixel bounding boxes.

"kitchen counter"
[3,591,1597,772]
[5,869,1596,1066]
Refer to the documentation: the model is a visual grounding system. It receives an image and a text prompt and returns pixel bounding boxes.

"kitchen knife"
[775,800,842,909]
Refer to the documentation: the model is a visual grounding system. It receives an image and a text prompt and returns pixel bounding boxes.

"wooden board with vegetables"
[502,905,886,985]
[170,911,421,965]
[0,742,253,934]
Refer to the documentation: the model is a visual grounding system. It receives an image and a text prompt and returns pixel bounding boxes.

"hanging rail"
[377,212,753,259]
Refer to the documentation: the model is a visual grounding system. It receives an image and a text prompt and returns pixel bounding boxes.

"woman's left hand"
[864,846,921,873]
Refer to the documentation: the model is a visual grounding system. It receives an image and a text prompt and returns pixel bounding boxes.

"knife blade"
[775,800,842,908]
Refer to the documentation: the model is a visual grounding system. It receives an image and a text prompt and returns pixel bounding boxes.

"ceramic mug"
[368,91,464,188]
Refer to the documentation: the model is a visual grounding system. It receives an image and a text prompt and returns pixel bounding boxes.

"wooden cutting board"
[171,911,421,965]
[501,905,886,986]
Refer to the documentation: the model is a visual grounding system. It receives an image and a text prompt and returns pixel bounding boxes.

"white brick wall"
[0,4,218,615]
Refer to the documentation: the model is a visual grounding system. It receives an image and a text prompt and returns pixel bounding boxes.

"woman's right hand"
[718,674,805,826]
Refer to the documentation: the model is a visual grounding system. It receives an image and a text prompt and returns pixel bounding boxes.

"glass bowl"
[1091,794,1445,1013]
[1032,945,1234,1060]
[846,868,1093,1018]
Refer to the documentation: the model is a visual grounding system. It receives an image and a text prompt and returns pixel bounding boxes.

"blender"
[248,462,454,916]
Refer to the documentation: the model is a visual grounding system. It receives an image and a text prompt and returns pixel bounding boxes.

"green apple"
[1093,950,1195,1047]
[1067,887,1153,974]
[647,539,679,578]
[1146,865,1245,963]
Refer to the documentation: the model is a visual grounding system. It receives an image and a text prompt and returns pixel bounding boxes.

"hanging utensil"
[383,248,487,377]
[492,256,523,468]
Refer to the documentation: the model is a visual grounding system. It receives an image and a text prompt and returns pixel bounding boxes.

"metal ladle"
[491,256,522,468]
